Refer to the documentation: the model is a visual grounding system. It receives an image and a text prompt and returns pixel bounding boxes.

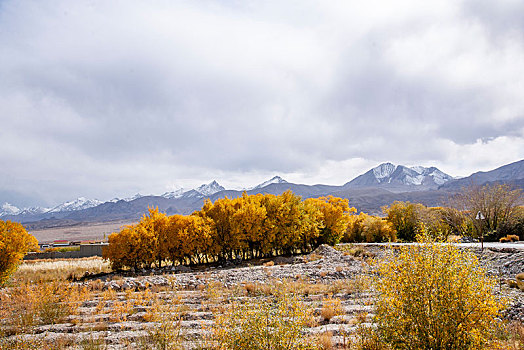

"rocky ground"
[2,243,524,349]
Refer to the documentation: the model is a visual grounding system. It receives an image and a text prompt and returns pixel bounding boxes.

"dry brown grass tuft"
[321,297,343,322]
[318,331,334,350]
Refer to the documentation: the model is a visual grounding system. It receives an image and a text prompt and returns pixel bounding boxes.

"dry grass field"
[28,221,136,243]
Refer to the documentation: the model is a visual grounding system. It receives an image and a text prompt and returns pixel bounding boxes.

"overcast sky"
[1,0,523,207]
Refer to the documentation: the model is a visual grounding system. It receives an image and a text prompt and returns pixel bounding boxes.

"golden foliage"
[104,192,358,269]
[344,213,396,243]
[373,236,506,349]
[0,220,39,285]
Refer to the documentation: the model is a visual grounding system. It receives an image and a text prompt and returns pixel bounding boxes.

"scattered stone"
[506,279,519,288]
[516,273,524,291]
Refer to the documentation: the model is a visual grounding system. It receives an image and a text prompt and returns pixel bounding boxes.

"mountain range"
[2,159,523,229]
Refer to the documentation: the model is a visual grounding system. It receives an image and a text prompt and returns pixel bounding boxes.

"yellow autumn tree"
[383,201,427,241]
[270,191,306,255]
[197,197,237,260]
[344,213,396,243]
[299,199,323,253]
[0,220,39,285]
[104,225,135,270]
[158,214,189,265]
[258,194,280,256]
[185,215,214,264]
[307,196,354,245]
[137,207,167,267]
[104,208,166,269]
[361,215,396,242]
[230,193,267,259]
[343,212,368,242]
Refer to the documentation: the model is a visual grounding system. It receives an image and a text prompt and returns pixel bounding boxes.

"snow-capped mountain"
[48,197,103,213]
[194,181,225,196]
[251,176,288,190]
[161,188,186,199]
[0,202,21,217]
[346,163,453,189]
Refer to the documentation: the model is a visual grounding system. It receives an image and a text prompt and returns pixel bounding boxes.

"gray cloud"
[0,0,523,206]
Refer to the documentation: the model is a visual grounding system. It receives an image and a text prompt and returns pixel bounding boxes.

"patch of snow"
[410,166,426,174]
[0,202,21,216]
[372,163,397,179]
[405,174,424,185]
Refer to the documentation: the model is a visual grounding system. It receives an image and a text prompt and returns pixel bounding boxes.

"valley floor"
[1,244,523,349]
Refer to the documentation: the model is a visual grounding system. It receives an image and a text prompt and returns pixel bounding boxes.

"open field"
[1,244,524,349]
[28,220,136,243]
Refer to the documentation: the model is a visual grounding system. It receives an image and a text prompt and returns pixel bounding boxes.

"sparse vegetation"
[211,294,318,350]
[451,183,523,241]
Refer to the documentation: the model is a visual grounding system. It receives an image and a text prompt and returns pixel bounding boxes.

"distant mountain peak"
[347,163,453,189]
[253,176,288,190]
[195,181,225,196]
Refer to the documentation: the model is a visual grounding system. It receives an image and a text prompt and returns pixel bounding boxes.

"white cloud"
[0,0,522,206]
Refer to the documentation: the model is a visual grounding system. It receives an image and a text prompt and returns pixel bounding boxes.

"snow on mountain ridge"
[161,188,186,199]
[19,206,50,215]
[252,176,288,190]
[48,197,103,213]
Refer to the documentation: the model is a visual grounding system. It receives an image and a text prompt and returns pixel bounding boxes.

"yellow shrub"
[373,237,506,349]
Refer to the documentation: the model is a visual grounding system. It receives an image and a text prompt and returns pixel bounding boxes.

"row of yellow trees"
[103,191,356,269]
[105,184,522,269]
